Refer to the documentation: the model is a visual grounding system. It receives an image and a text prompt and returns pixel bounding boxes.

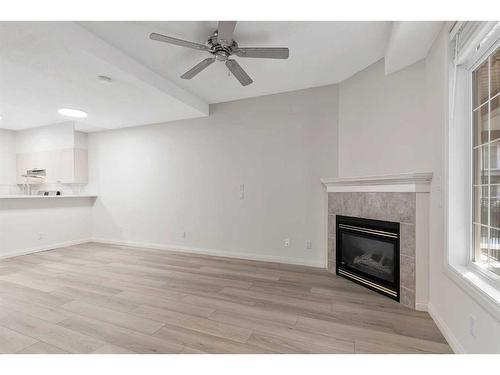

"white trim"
[454,22,500,66]
[444,264,500,321]
[91,238,325,268]
[449,22,464,41]
[469,261,500,290]
[415,302,428,312]
[445,27,500,322]
[428,302,465,354]
[1,237,326,268]
[323,184,431,193]
[321,173,433,193]
[0,239,91,260]
[444,32,500,319]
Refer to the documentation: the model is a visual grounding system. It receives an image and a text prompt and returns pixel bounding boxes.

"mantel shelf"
[321,173,433,193]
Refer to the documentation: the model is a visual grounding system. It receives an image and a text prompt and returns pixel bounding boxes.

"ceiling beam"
[64,22,209,116]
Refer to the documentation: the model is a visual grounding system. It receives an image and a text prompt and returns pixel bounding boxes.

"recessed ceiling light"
[58,108,88,119]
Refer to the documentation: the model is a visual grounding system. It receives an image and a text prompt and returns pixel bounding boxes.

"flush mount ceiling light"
[58,108,88,119]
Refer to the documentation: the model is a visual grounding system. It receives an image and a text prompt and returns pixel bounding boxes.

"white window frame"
[467,38,500,287]
[445,22,500,320]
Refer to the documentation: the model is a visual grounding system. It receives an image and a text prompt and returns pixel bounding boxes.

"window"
[447,22,500,317]
[472,45,500,277]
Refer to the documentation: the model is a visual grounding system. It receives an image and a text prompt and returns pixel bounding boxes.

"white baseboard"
[91,238,325,268]
[427,302,465,354]
[0,238,92,260]
[415,302,428,312]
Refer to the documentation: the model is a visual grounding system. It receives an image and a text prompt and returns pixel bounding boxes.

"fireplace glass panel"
[340,231,395,283]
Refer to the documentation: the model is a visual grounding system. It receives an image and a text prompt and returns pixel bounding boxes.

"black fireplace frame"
[336,215,400,302]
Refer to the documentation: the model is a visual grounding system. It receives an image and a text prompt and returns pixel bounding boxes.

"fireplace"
[336,215,400,301]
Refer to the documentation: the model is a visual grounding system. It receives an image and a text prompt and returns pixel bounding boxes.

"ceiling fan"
[149,21,289,86]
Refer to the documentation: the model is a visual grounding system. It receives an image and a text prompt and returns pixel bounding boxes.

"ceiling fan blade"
[150,32,209,52]
[234,47,289,59]
[217,21,237,46]
[181,58,216,79]
[225,59,253,86]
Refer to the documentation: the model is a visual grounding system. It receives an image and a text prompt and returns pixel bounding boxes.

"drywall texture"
[87,85,338,266]
[338,58,430,177]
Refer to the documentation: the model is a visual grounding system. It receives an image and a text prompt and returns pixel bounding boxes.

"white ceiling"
[81,21,392,104]
[0,22,207,132]
[385,21,444,75]
[0,21,393,132]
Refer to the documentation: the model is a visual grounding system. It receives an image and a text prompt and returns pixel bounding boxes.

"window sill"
[445,263,500,321]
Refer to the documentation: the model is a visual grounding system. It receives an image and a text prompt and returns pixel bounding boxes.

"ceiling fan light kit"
[149,21,289,86]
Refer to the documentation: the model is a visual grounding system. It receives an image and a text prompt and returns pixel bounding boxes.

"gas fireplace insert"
[336,215,400,301]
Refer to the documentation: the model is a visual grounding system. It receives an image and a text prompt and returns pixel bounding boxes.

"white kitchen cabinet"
[58,148,88,184]
[16,148,88,184]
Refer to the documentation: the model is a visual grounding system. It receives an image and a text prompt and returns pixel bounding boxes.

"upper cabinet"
[16,148,88,184]
[15,123,88,185]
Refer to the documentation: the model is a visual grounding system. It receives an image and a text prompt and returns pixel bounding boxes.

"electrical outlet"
[306,240,312,250]
[38,232,43,240]
[284,238,291,247]
[182,231,187,239]
[469,315,477,338]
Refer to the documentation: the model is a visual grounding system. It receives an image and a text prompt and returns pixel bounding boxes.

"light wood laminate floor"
[0,243,451,354]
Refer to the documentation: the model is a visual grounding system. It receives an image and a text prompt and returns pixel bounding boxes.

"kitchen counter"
[0,193,95,259]
[0,195,97,199]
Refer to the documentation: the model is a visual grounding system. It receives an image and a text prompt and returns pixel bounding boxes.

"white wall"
[424,27,500,354]
[0,122,93,258]
[338,59,430,176]
[15,122,75,153]
[87,85,338,266]
[3,32,498,352]
[0,129,16,194]
[0,198,94,259]
[337,27,500,353]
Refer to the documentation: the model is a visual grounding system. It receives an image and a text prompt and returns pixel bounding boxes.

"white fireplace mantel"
[321,172,433,193]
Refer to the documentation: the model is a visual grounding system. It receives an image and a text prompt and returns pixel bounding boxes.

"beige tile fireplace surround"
[321,173,433,310]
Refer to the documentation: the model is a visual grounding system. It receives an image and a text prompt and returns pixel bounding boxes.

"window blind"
[451,21,500,66]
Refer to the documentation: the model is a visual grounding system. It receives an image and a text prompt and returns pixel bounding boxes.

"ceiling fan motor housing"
[207,33,238,61]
